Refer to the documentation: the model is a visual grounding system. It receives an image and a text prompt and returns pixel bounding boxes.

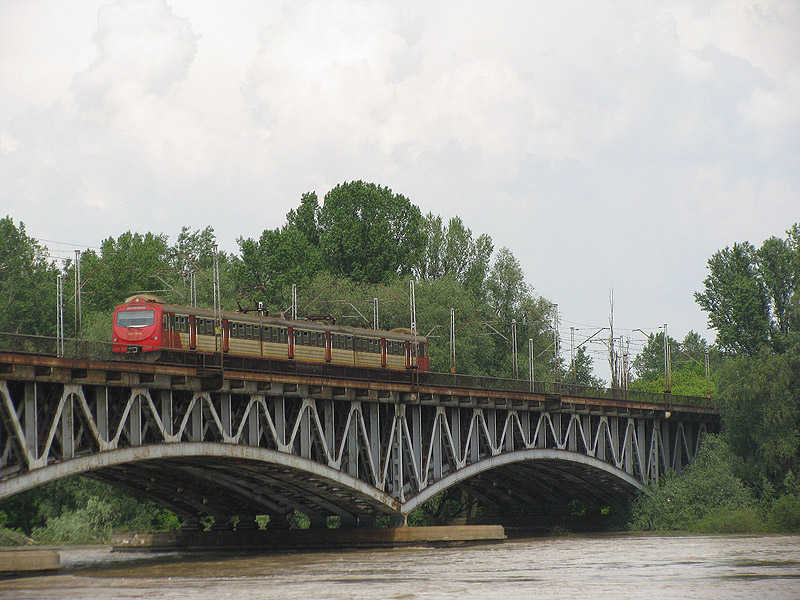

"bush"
[630,435,757,532]
[0,476,180,545]
[695,508,765,534]
[767,494,800,532]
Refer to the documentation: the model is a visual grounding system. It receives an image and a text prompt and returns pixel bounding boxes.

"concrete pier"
[112,525,506,552]
[0,548,60,574]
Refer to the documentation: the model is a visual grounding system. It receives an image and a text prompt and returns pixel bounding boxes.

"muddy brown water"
[1,534,798,599]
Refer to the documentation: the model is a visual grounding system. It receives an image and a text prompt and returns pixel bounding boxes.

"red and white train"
[112,295,430,371]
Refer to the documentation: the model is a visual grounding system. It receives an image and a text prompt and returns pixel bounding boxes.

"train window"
[245,324,252,340]
[280,328,287,343]
[417,344,426,358]
[117,310,155,328]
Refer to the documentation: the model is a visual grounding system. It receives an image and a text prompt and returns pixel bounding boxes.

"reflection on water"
[1,534,799,600]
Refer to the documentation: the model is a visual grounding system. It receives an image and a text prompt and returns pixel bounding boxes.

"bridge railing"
[0,332,115,362]
[0,331,714,409]
[422,372,713,408]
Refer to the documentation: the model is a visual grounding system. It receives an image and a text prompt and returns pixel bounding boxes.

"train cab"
[112,296,164,353]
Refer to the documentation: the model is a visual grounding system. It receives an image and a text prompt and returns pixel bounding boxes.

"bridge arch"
[1,443,404,526]
[403,449,644,515]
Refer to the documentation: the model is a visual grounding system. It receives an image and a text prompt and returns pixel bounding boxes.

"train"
[112,295,430,372]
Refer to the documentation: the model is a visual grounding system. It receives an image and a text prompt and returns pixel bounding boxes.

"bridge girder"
[0,355,719,526]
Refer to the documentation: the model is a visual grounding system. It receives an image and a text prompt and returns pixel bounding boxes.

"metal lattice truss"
[0,378,711,523]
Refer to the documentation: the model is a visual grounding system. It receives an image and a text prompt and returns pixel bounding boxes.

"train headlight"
[154,336,158,340]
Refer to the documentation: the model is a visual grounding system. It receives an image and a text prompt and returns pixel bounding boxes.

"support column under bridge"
[0,353,719,526]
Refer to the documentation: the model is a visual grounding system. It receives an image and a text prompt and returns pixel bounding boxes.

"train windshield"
[117,309,155,328]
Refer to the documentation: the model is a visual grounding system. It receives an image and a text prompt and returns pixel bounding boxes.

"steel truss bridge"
[0,349,719,528]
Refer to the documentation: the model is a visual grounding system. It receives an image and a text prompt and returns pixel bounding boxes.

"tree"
[416,214,494,297]
[571,346,604,387]
[232,198,324,310]
[757,236,796,349]
[718,342,800,487]
[0,217,60,336]
[632,331,680,381]
[695,226,800,355]
[630,435,758,532]
[78,231,171,314]
[318,181,425,283]
[631,330,718,397]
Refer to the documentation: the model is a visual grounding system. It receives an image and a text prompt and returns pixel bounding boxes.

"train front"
[112,297,164,354]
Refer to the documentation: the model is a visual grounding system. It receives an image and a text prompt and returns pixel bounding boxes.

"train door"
[325,331,332,362]
[189,315,197,350]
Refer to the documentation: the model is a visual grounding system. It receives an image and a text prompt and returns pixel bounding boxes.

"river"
[0,534,798,599]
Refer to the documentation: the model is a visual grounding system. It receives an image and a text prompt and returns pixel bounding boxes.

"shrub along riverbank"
[629,435,800,534]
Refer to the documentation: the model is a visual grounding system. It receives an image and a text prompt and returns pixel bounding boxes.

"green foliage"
[407,489,475,526]
[717,342,800,486]
[630,435,757,532]
[570,347,605,388]
[318,181,425,283]
[416,213,494,297]
[78,231,171,314]
[630,331,719,397]
[0,216,60,336]
[233,193,324,307]
[694,507,765,534]
[0,476,179,544]
[695,225,800,355]
[766,493,800,532]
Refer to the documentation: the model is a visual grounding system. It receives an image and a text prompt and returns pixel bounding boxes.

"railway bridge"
[0,341,719,529]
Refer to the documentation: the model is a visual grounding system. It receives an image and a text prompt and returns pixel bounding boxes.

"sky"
[1,0,799,376]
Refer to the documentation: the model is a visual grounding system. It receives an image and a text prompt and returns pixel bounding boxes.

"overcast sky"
[1,0,798,374]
